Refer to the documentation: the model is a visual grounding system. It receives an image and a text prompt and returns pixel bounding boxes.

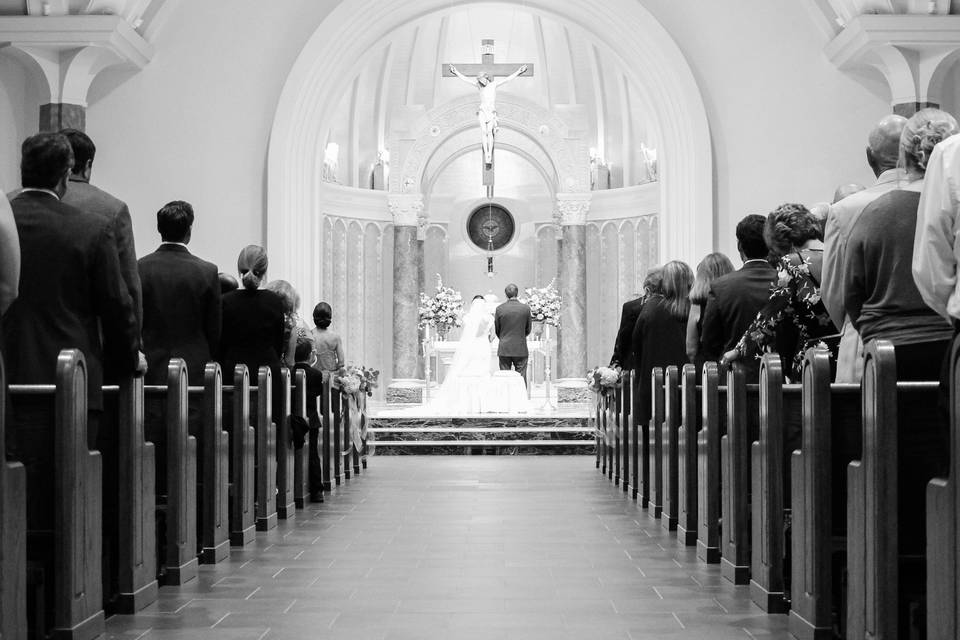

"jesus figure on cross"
[448,62,528,167]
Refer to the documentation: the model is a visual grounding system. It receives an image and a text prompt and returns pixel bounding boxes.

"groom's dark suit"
[494,297,532,386]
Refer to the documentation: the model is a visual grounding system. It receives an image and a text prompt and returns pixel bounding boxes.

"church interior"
[4,1,960,639]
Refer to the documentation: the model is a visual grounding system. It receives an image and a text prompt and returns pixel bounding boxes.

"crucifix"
[443,39,534,198]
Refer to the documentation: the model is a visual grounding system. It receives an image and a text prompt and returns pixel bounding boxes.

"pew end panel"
[275,368,296,520]
[649,367,665,518]
[630,368,640,501]
[0,354,28,640]
[227,366,256,547]
[196,363,230,564]
[749,353,788,614]
[292,370,309,509]
[677,364,698,547]
[721,362,751,586]
[662,366,680,532]
[621,370,632,495]
[697,362,721,565]
[252,367,278,532]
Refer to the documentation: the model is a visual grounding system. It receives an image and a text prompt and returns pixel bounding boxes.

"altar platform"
[368,390,595,455]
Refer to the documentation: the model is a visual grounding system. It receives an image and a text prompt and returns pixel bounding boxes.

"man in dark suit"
[3,133,143,417]
[699,214,776,381]
[495,283,533,386]
[60,128,142,334]
[138,201,221,385]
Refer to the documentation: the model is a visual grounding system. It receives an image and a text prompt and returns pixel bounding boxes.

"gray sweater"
[843,189,952,345]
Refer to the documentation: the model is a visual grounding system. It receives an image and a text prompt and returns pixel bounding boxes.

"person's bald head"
[866,114,907,177]
[833,183,865,203]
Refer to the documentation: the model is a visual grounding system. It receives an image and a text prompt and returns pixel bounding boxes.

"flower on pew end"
[586,366,621,394]
[334,365,380,397]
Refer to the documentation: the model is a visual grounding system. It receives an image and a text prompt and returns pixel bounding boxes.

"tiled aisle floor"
[104,456,792,640]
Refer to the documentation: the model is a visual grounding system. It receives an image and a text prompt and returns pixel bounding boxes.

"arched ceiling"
[809,0,959,35]
[0,0,164,32]
[323,2,659,191]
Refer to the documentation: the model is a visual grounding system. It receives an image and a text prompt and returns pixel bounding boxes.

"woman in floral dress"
[722,203,839,382]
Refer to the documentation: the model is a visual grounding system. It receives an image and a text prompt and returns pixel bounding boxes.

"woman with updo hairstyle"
[311,301,344,372]
[219,245,286,390]
[722,203,838,381]
[686,253,734,368]
[842,107,957,587]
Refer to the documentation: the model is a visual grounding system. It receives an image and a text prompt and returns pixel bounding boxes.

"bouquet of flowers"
[334,364,380,397]
[418,274,463,334]
[521,279,562,326]
[586,365,621,394]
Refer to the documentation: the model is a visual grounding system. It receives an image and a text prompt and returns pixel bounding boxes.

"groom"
[495,283,533,386]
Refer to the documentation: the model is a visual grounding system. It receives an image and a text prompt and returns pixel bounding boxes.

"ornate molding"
[554,193,592,226]
[388,193,424,226]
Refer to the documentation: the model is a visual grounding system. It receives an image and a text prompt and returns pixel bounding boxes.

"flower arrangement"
[586,366,621,394]
[418,274,463,334]
[334,365,380,397]
[521,279,562,326]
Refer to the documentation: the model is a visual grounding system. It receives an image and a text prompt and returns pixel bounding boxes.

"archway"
[267,0,713,300]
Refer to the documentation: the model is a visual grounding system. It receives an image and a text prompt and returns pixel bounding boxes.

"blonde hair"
[659,260,693,321]
[237,245,268,290]
[689,253,734,305]
[265,279,300,314]
[900,108,959,173]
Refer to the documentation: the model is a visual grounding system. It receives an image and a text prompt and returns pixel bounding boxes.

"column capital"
[388,192,424,226]
[553,192,592,226]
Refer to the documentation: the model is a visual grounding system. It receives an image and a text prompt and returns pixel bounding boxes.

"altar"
[426,338,550,394]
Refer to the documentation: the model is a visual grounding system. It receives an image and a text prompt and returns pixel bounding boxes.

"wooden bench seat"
[223,365,255,547]
[0,354,27,640]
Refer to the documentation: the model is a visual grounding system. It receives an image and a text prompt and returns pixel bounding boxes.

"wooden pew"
[250,366,278,531]
[697,361,722,564]
[143,359,198,585]
[621,370,632,496]
[749,354,799,613]
[321,375,347,488]
[612,380,621,485]
[291,370,310,508]
[789,348,860,640]
[0,355,27,640]
[187,363,230,564]
[661,366,681,532]
[721,362,755,585]
[8,349,104,640]
[101,376,157,612]
[595,387,604,471]
[631,368,640,501]
[224,365,255,546]
[275,368,296,520]
[927,338,960,640]
[847,340,941,639]
[677,363,698,547]
[342,392,365,478]
[648,367,665,516]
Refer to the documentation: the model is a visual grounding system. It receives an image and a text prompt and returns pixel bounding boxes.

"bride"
[430,295,495,414]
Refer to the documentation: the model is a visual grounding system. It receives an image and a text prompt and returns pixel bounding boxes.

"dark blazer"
[494,299,532,357]
[138,244,221,385]
[610,297,644,370]
[631,295,688,425]
[2,191,139,410]
[63,177,142,334]
[220,288,286,379]
[699,260,777,372]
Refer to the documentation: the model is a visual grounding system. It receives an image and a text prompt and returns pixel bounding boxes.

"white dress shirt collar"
[19,187,60,200]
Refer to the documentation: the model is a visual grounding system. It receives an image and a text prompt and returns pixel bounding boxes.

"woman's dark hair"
[313,302,333,329]
[472,295,485,302]
[763,204,820,258]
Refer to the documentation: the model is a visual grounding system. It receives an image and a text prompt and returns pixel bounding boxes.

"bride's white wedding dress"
[427,299,528,415]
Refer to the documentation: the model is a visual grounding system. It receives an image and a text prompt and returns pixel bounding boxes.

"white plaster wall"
[0,1,893,269]
[641,0,891,261]
[0,56,36,192]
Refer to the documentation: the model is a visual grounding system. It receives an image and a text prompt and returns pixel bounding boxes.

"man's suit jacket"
[609,297,644,370]
[699,260,777,369]
[63,177,142,334]
[494,299,532,357]
[3,191,139,410]
[293,362,326,423]
[138,244,221,385]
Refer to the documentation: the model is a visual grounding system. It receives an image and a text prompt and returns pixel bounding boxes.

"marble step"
[372,440,592,446]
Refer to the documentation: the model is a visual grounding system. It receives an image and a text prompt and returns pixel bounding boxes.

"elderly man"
[821,114,907,382]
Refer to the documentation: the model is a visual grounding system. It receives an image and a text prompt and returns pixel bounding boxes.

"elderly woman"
[220,245,286,386]
[722,204,838,381]
[265,279,310,367]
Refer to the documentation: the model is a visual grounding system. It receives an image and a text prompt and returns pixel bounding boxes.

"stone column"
[39,103,85,132]
[386,193,424,403]
[555,193,592,403]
